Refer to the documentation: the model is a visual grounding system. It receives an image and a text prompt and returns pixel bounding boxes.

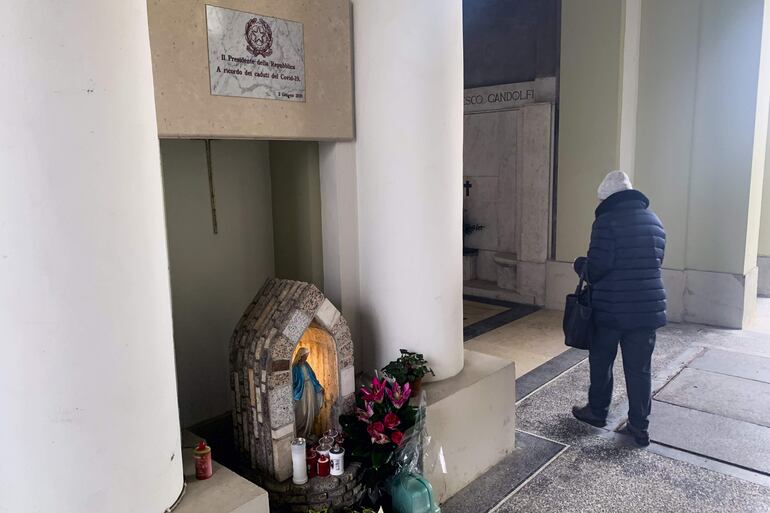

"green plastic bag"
[389,472,441,513]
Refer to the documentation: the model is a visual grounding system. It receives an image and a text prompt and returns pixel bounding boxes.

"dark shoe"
[620,423,650,447]
[572,405,607,428]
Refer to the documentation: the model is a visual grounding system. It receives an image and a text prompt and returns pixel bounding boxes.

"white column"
[352,0,465,379]
[319,141,362,358]
[0,2,183,513]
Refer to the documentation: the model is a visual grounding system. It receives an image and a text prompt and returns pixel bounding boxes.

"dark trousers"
[588,326,656,430]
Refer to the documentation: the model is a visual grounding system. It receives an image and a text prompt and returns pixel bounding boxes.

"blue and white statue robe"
[292,362,324,437]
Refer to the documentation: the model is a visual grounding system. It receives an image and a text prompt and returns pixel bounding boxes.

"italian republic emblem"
[245,18,273,58]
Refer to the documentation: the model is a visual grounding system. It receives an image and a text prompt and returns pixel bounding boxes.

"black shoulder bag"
[563,267,593,350]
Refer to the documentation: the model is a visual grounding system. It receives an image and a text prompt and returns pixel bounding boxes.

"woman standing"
[571,171,667,447]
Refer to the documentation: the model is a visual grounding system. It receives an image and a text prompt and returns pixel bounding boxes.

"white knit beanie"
[597,170,633,200]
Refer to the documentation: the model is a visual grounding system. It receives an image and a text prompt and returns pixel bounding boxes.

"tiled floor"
[463,300,508,327]
[649,347,770,474]
[463,279,538,304]
[490,320,770,512]
[441,431,566,513]
[451,303,770,512]
[464,305,570,376]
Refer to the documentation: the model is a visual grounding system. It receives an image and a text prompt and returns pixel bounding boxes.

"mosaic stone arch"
[230,278,356,482]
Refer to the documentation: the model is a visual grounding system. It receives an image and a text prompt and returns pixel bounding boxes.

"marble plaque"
[206,5,305,102]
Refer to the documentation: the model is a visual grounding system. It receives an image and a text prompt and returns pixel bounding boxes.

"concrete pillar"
[0,2,183,512]
[546,0,641,310]
[551,0,770,328]
[755,8,770,297]
[634,0,770,327]
[555,0,641,263]
[352,0,465,379]
[759,120,770,295]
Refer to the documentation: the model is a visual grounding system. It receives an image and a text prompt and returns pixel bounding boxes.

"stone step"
[423,350,517,503]
[176,430,270,513]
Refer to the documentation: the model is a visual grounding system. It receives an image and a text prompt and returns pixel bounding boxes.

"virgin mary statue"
[292,347,325,437]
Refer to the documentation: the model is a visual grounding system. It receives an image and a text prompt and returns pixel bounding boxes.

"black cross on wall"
[464,180,472,197]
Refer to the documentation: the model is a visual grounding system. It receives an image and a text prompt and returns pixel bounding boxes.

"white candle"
[291,438,308,485]
[330,445,345,476]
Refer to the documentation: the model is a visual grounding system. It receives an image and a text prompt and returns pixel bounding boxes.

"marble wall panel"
[463,176,499,251]
[518,104,552,262]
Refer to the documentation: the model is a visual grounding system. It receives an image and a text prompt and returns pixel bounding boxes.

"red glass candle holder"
[317,455,330,477]
[306,448,319,479]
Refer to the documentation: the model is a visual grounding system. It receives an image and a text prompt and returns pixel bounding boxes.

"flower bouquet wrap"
[388,390,441,513]
[341,371,443,512]
[340,373,418,505]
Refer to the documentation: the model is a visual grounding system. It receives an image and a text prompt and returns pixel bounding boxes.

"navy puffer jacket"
[574,189,667,330]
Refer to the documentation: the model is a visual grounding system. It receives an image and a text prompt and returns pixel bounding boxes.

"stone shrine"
[230,278,356,482]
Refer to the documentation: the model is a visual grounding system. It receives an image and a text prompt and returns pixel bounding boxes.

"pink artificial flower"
[391,430,405,447]
[367,421,389,444]
[386,381,412,409]
[367,421,385,435]
[373,431,391,445]
[383,412,401,430]
[373,375,387,392]
[359,376,386,404]
[356,402,374,424]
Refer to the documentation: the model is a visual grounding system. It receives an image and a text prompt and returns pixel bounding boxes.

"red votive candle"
[306,448,319,478]
[193,441,213,480]
[317,455,330,477]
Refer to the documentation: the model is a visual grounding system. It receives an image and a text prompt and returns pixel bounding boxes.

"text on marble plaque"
[206,5,305,102]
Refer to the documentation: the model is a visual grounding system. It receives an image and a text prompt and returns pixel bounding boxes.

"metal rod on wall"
[204,139,219,234]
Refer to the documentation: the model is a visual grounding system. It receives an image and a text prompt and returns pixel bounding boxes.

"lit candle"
[291,438,308,485]
[317,442,332,460]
